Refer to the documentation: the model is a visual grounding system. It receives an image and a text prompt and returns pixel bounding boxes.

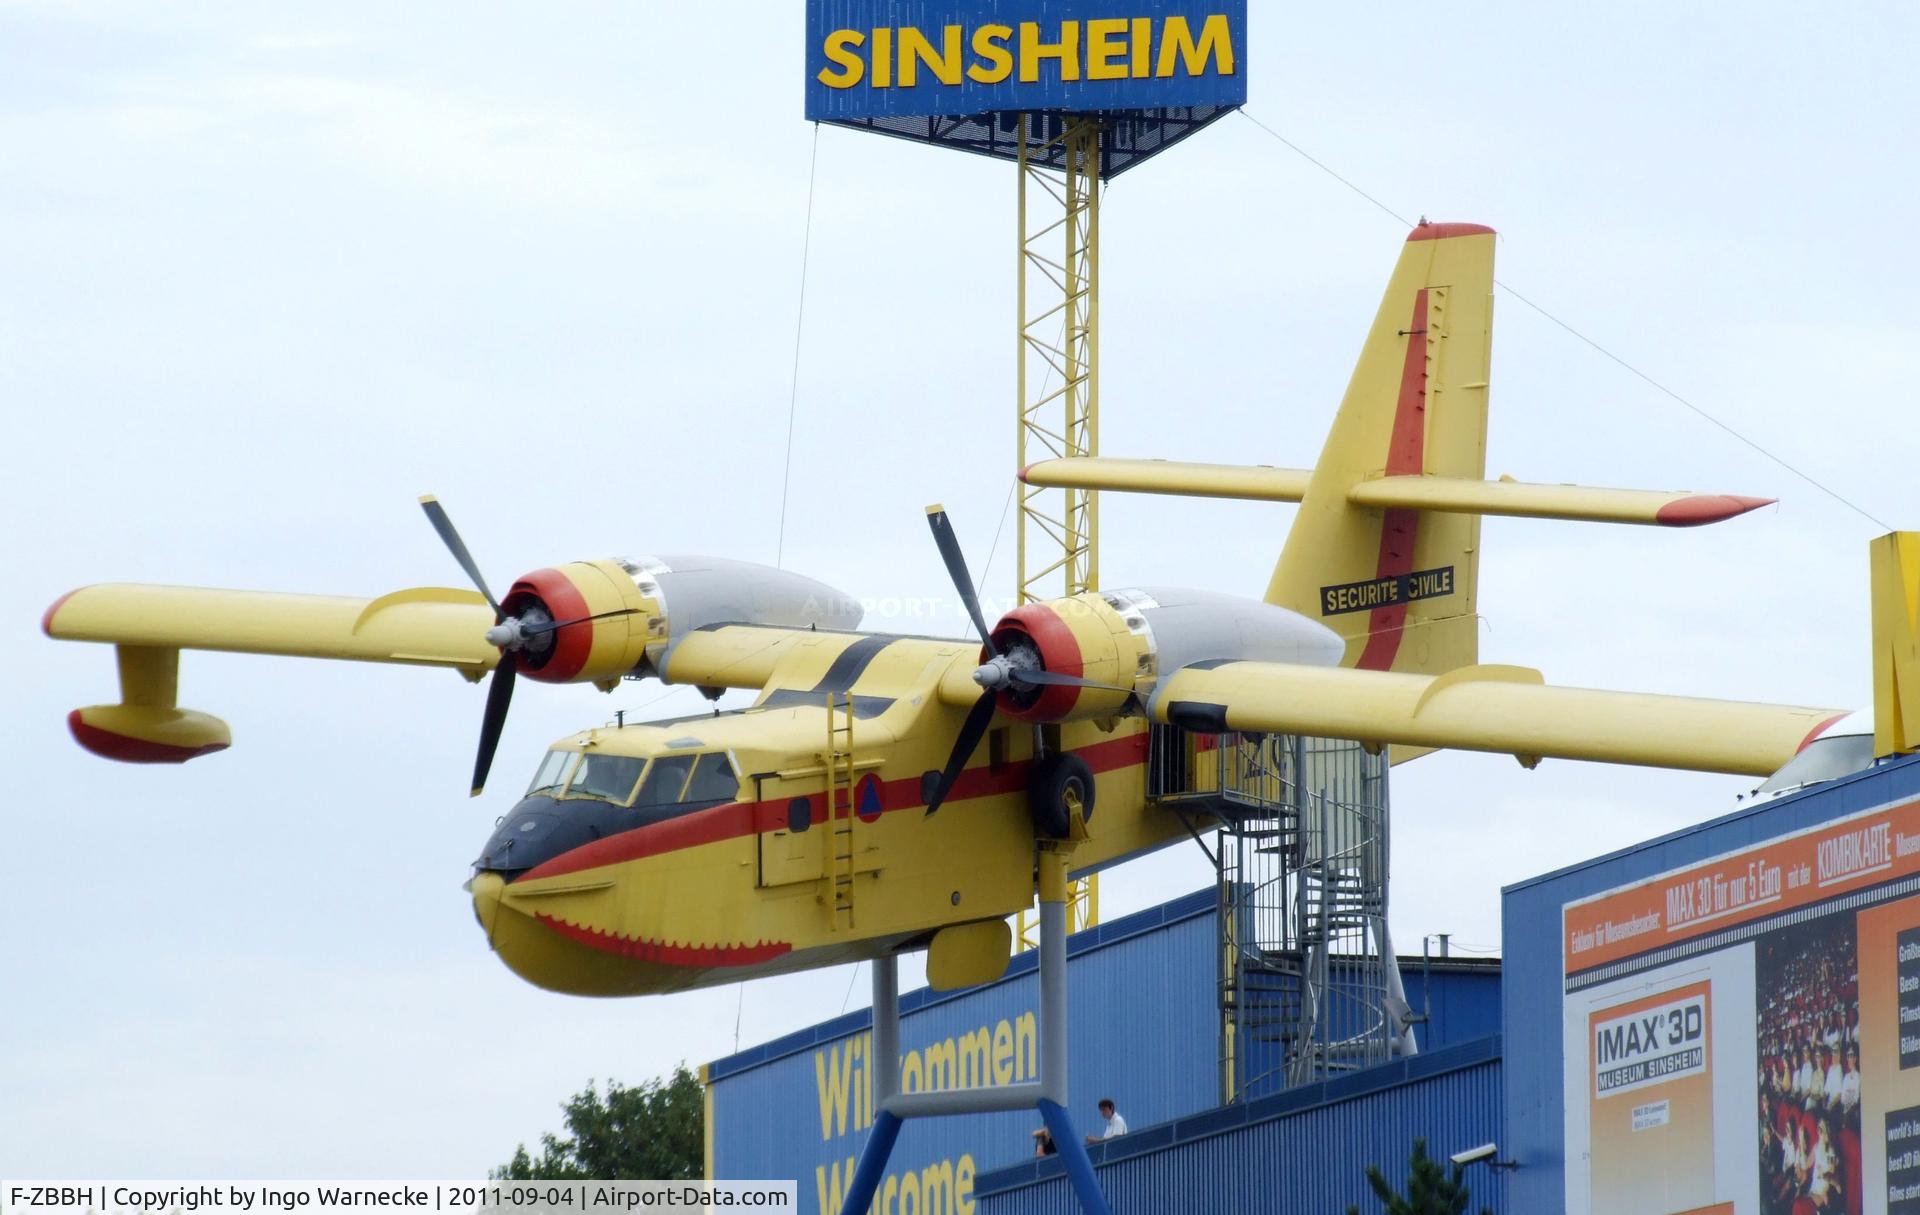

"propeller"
[921,504,1131,815]
[921,505,999,816]
[417,495,635,797]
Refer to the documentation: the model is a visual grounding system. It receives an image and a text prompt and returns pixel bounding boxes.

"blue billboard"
[804,1,1247,121]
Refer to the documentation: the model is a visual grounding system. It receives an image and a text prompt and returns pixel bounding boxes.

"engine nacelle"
[502,555,862,686]
[982,587,1345,722]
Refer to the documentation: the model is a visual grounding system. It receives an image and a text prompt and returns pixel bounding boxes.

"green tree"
[493,1065,704,1180]
[1346,1138,1493,1215]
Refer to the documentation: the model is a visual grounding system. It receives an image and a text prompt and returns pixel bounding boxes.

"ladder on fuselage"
[823,691,857,930]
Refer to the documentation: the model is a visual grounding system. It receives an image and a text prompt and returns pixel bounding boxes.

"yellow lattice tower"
[1015,114,1102,946]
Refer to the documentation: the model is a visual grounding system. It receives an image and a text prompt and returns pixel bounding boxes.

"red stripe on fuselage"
[518,730,1150,882]
[1355,288,1430,672]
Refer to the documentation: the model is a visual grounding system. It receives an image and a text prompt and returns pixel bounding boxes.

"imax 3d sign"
[804,1,1246,120]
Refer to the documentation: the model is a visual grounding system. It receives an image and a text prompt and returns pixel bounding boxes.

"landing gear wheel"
[1029,752,1095,840]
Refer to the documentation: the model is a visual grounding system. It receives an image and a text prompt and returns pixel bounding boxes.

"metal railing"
[1147,726,1409,1102]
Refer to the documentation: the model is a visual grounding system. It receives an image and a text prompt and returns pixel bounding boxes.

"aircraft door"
[758,786,825,887]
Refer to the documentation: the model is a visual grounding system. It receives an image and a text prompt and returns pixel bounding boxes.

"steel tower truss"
[1016,114,1102,943]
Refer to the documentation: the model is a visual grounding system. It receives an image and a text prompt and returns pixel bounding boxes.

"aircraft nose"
[468,869,507,940]
[475,793,632,876]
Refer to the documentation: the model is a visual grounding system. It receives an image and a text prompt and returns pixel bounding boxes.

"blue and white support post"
[836,846,1111,1215]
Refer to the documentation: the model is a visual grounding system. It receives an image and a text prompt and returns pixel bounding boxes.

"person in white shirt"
[1084,1098,1128,1145]
[1840,1046,1861,1113]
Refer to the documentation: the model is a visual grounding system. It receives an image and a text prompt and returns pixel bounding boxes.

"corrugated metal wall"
[708,885,1507,1214]
[976,1038,1506,1215]
[709,892,1222,1214]
[1233,957,1502,1098]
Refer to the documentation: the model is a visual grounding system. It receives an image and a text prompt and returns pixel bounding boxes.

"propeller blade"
[925,504,998,658]
[1011,668,1132,692]
[522,607,640,637]
[419,495,504,620]
[925,689,998,816]
[471,651,518,797]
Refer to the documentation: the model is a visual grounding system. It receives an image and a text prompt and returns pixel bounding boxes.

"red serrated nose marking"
[533,915,791,967]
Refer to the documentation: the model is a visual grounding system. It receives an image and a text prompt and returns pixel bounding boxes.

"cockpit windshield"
[565,753,647,804]
[684,752,739,803]
[525,750,577,796]
[522,747,741,810]
[634,755,696,807]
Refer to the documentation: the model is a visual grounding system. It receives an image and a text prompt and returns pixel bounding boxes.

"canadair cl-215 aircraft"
[42,222,1848,998]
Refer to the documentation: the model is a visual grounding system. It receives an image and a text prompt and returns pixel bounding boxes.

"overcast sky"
[5,0,1916,1179]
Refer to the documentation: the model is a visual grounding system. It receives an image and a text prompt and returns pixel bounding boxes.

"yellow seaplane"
[43,222,1853,998]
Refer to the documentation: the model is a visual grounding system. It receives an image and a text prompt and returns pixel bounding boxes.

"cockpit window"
[634,755,697,807]
[526,750,577,796]
[565,753,646,804]
[1755,733,1878,795]
[684,752,740,804]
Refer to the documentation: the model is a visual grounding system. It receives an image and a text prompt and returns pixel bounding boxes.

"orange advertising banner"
[1565,795,1920,974]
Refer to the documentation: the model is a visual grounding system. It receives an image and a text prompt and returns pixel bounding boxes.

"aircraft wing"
[1152,661,1844,777]
[45,583,501,672]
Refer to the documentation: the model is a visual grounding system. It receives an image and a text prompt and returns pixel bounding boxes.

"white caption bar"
[2,1184,796,1215]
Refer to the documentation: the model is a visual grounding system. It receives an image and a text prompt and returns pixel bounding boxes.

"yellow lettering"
[815,1043,856,1138]
[919,1161,954,1212]
[817,29,865,89]
[1019,20,1080,83]
[815,1157,857,1215]
[968,24,1013,83]
[1015,1010,1038,1079]
[1156,14,1235,78]
[956,1156,976,1215]
[872,27,893,88]
[1085,18,1128,80]
[1130,17,1151,78]
[957,1026,992,1088]
[882,1172,899,1215]
[899,25,962,87]
[900,1048,923,1093]
[923,1038,958,1091]
[991,1020,1014,1085]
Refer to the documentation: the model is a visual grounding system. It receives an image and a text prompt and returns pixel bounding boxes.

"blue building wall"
[976,1036,1506,1215]
[1500,751,1920,1214]
[709,892,1222,1215]
[709,888,1504,1214]
[1232,956,1501,1102]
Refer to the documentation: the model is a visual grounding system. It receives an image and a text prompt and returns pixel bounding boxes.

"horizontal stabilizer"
[1022,458,1772,527]
[1347,476,1774,527]
[1153,660,1842,777]
[1021,457,1312,502]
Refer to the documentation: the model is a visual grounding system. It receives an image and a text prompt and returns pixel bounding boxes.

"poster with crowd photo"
[1756,911,1862,1215]
[1561,794,1920,1215]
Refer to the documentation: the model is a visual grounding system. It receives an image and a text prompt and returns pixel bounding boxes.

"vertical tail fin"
[1872,531,1920,759]
[1265,222,1497,676]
